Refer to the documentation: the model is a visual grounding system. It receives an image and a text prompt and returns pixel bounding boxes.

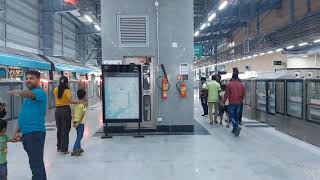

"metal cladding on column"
[41,0,55,56]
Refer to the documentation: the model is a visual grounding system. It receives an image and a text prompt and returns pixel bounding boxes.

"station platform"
[7,99,320,180]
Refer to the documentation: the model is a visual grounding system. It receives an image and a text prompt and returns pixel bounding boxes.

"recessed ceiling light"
[298,42,308,47]
[286,45,295,49]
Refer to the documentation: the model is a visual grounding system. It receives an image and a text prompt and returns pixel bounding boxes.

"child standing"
[0,104,19,180]
[219,84,231,128]
[71,90,87,156]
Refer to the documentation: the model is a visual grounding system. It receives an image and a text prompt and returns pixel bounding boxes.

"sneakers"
[71,150,81,156]
[234,127,242,137]
[201,114,208,117]
[71,149,84,156]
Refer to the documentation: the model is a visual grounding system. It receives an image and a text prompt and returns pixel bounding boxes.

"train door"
[123,56,155,129]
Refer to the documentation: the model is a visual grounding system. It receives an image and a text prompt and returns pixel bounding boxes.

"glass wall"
[287,81,303,118]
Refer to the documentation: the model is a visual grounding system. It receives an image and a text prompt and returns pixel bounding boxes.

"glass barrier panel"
[244,81,251,106]
[89,81,94,97]
[256,81,267,112]
[48,82,56,109]
[307,81,320,122]
[0,85,11,120]
[267,81,276,114]
[13,84,23,118]
[275,81,285,114]
[287,81,303,118]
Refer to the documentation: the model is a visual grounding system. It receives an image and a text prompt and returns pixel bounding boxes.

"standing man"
[9,70,47,180]
[200,77,208,116]
[204,75,221,124]
[224,71,245,137]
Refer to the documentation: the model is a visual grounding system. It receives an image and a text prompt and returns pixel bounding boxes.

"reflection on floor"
[8,101,320,180]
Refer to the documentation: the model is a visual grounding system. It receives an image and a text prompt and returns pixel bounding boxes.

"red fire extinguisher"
[157,64,170,100]
[176,80,187,98]
[162,76,169,99]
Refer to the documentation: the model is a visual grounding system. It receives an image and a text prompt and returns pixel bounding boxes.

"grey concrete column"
[41,0,55,56]
[77,25,87,63]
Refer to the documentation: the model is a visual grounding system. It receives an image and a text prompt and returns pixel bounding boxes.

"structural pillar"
[41,0,55,56]
[77,25,88,63]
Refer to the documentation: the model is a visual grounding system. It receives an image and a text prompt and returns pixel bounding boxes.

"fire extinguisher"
[176,80,187,98]
[157,64,170,100]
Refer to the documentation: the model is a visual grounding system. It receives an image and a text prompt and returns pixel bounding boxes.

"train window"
[256,81,267,112]
[275,81,285,114]
[307,81,320,123]
[286,81,303,118]
[0,85,11,120]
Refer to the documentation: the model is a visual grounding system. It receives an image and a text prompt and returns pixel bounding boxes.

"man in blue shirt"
[9,70,47,180]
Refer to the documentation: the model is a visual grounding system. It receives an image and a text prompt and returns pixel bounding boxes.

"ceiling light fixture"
[314,39,320,43]
[259,52,265,56]
[253,54,258,57]
[286,45,294,49]
[276,48,283,52]
[298,42,308,47]
[84,14,93,23]
[200,24,207,30]
[94,24,101,31]
[208,13,217,22]
[267,51,274,54]
[218,1,228,11]
[194,31,200,37]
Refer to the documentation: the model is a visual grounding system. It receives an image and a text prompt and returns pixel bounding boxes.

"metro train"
[0,47,101,136]
[221,69,320,147]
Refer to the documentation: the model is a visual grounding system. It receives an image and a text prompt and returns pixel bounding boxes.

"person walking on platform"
[9,70,47,180]
[223,71,246,137]
[204,75,221,124]
[200,77,208,116]
[54,76,84,154]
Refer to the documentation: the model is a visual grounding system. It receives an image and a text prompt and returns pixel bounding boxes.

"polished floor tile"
[7,100,320,180]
